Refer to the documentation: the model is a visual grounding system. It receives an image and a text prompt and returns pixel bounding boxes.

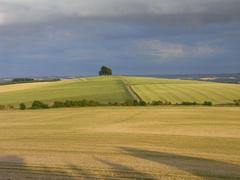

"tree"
[203,101,213,106]
[99,66,112,76]
[19,103,26,110]
[31,101,49,109]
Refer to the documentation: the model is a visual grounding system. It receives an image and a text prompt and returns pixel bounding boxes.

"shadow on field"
[0,155,74,180]
[96,158,155,179]
[0,155,156,179]
[68,164,97,180]
[68,160,155,179]
[120,147,240,179]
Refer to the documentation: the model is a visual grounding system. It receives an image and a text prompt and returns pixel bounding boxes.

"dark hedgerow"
[233,99,240,106]
[108,102,119,106]
[139,101,147,106]
[7,105,14,110]
[19,103,26,110]
[1,99,240,111]
[52,101,65,108]
[151,101,171,105]
[0,105,15,110]
[203,101,213,106]
[121,100,147,106]
[11,99,240,110]
[0,105,5,110]
[151,100,164,105]
[181,102,198,106]
[53,100,100,108]
[31,101,49,109]
[122,100,133,106]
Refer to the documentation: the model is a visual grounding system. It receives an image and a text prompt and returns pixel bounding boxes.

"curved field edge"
[0,76,239,105]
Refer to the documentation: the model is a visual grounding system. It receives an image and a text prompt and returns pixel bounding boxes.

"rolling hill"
[0,76,240,106]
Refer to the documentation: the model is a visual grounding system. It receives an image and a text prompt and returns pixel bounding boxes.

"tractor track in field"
[121,80,143,101]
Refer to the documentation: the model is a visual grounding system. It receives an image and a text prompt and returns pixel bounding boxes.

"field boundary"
[122,80,143,101]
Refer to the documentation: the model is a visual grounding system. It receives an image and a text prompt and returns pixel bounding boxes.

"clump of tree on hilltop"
[99,66,112,76]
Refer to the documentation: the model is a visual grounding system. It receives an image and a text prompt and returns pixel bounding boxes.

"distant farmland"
[0,76,239,106]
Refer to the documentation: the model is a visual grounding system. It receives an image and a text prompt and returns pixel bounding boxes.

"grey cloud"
[138,40,222,62]
[0,0,240,26]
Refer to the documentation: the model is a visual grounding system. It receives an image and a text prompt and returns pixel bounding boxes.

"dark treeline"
[0,105,14,110]
[12,78,61,83]
[15,100,225,110]
[1,99,239,110]
[233,99,240,105]
[12,78,35,82]
[178,101,213,106]
[0,78,60,86]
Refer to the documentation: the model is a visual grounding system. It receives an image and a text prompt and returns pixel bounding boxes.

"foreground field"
[0,107,239,179]
[0,76,240,106]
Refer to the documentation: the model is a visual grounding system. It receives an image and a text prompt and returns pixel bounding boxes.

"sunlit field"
[0,107,239,179]
[0,76,239,106]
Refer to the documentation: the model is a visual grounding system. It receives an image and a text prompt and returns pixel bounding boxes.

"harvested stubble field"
[0,107,239,179]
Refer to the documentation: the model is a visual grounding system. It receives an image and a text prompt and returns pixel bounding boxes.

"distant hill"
[147,73,240,84]
[0,76,239,106]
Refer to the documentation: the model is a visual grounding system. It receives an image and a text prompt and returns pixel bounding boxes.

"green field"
[0,77,134,106]
[0,76,240,106]
[123,76,240,104]
[0,107,239,179]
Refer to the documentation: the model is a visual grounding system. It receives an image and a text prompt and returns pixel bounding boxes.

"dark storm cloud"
[0,0,240,26]
[0,0,240,76]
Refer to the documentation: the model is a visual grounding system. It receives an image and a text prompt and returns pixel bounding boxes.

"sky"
[0,0,240,76]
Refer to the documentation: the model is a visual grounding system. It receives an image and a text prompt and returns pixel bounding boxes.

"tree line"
[18,100,214,110]
[0,99,239,110]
